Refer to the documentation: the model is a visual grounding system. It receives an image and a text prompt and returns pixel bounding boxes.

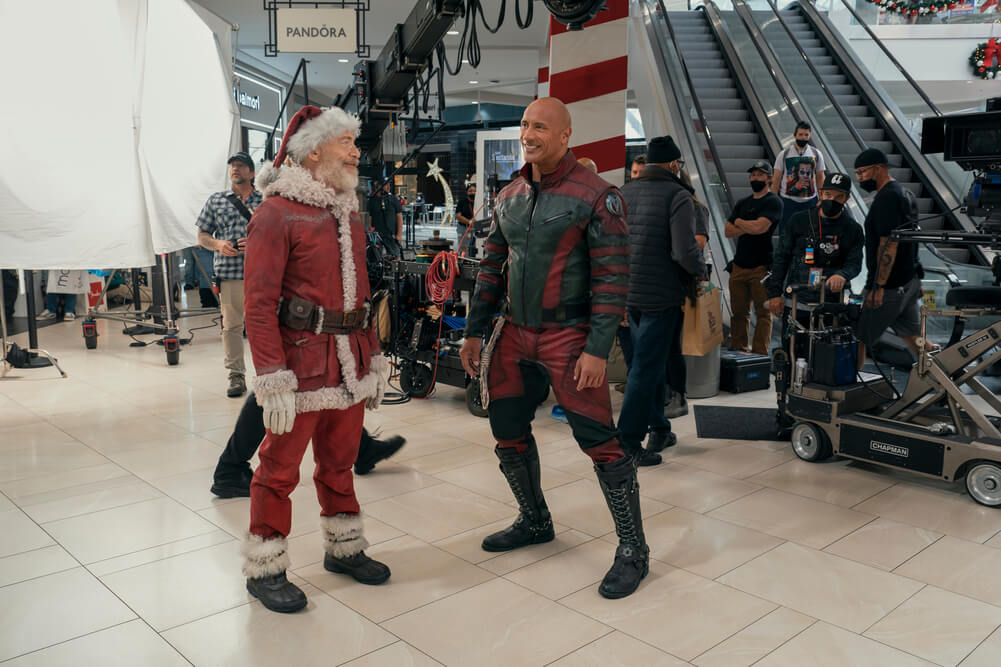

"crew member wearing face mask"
[725,160,784,355]
[853,147,926,359]
[766,172,863,315]
[772,121,826,234]
[766,172,862,432]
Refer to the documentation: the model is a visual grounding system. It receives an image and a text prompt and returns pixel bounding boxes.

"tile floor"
[2,314,1001,665]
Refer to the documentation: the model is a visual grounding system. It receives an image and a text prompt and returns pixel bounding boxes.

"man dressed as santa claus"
[240,105,390,613]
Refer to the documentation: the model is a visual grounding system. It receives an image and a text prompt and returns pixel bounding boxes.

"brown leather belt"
[279,296,367,335]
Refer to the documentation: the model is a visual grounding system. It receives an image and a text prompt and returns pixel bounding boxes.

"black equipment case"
[719,350,771,393]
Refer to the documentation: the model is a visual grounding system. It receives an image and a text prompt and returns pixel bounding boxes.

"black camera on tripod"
[921,96,1001,224]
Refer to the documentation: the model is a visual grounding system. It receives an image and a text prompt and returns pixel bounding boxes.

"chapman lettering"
[870,440,909,458]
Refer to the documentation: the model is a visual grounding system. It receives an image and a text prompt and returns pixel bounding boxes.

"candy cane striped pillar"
[547,0,629,186]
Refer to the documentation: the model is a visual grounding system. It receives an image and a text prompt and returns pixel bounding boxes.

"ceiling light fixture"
[447,30,459,35]
[338,58,349,63]
[469,80,478,84]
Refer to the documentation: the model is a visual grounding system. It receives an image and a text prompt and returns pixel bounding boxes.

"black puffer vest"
[621,166,695,311]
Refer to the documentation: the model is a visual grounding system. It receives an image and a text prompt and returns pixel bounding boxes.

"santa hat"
[256,105,361,189]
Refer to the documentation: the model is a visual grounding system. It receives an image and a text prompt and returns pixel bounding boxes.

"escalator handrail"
[657,0,737,212]
[701,1,784,161]
[761,0,868,151]
[729,0,807,131]
[833,0,942,117]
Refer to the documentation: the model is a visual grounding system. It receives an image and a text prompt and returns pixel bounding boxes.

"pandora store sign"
[276,8,356,53]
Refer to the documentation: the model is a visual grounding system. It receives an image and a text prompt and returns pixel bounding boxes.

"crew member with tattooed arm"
[853,148,930,361]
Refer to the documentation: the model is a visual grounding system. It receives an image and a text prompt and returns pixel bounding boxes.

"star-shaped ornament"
[426,158,443,179]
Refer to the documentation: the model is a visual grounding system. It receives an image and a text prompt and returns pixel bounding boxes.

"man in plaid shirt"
[196,152,263,397]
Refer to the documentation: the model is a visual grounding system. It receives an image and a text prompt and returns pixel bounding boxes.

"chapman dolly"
[781,275,1001,507]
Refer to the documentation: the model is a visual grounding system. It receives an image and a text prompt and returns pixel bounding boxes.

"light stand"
[1,271,66,378]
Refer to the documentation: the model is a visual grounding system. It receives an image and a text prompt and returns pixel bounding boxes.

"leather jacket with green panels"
[466,150,630,359]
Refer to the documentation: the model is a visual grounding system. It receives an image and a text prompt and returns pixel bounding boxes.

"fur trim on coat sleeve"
[253,369,298,397]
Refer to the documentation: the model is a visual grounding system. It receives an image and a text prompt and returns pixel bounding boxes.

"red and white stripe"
[547,0,628,186]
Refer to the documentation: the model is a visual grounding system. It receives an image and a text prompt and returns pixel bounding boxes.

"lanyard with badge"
[805,208,838,286]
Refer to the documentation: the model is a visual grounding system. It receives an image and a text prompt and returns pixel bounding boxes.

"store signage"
[233,72,283,132]
[276,8,356,53]
[236,91,260,111]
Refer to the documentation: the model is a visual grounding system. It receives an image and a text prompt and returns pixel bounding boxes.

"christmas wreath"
[863,0,959,16]
[970,39,1000,79]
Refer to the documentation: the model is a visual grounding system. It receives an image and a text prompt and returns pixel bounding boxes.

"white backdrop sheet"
[0,0,238,270]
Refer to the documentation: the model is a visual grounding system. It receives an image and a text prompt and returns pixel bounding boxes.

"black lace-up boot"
[595,455,649,599]
[481,442,555,552]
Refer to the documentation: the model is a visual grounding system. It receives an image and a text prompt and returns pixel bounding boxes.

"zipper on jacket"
[541,210,571,225]
[522,183,540,322]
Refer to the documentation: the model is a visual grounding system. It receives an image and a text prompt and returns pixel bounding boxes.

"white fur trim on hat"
[254,161,280,191]
[253,369,298,397]
[286,107,361,163]
[242,533,290,578]
[320,513,368,558]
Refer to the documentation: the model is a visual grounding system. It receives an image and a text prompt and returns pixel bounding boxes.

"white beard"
[316,160,358,193]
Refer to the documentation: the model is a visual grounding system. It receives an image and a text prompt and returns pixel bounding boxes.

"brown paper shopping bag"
[682,284,723,356]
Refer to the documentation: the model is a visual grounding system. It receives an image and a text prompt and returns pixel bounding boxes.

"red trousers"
[487,323,624,463]
[249,401,365,540]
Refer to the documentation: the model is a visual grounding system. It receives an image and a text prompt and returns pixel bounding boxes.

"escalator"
[756,1,978,264]
[665,10,776,204]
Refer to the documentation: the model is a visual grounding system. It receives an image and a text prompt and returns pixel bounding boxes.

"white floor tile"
[2,619,188,667]
[0,568,135,661]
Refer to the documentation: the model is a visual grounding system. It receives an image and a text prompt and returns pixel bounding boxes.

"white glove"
[260,390,296,435]
[366,355,391,410]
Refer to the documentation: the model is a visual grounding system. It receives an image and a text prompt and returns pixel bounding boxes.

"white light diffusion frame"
[0,0,238,270]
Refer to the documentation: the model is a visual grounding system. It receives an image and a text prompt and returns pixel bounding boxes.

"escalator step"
[916,197,934,213]
[712,145,767,159]
[712,132,764,146]
[711,121,756,135]
[698,88,740,99]
[899,182,925,196]
[703,109,752,122]
[889,167,913,182]
[840,105,871,117]
[720,156,763,172]
[834,94,861,107]
[701,99,741,110]
[859,128,885,142]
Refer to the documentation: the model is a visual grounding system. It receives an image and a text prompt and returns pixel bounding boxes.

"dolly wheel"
[465,379,488,418]
[790,422,832,462]
[400,362,433,398]
[966,462,1001,507]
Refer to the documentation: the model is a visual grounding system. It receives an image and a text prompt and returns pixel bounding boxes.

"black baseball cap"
[821,172,852,194]
[854,147,889,169]
[227,152,255,171]
[747,160,773,175]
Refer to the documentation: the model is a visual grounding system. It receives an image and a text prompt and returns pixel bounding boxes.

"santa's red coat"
[243,163,386,411]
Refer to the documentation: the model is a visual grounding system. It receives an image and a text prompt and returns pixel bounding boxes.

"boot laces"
[607,486,640,548]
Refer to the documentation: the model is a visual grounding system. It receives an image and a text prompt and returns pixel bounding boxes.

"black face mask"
[749,180,767,193]
[859,179,878,193]
[795,138,808,149]
[820,199,844,218]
